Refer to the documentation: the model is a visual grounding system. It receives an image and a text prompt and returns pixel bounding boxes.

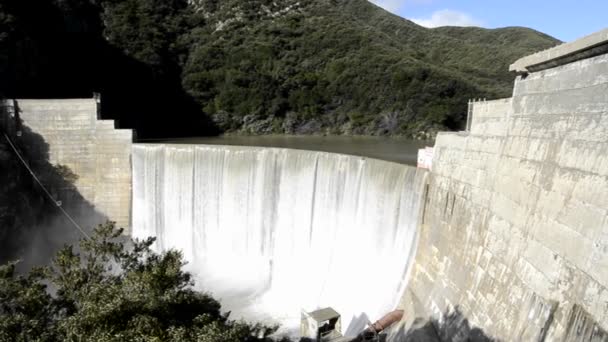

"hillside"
[179,0,559,136]
[0,0,560,138]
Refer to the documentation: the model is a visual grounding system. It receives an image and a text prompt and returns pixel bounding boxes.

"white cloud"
[369,0,433,13]
[369,0,405,12]
[410,9,483,28]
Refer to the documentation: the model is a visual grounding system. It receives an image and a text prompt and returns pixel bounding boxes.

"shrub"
[0,222,284,342]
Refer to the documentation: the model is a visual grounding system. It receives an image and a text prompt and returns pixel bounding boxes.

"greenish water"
[152,135,431,166]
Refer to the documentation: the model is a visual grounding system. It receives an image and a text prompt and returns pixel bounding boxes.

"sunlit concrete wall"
[15,99,132,230]
[406,39,608,340]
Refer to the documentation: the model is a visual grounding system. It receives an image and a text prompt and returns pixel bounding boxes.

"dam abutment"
[407,29,608,340]
[0,98,133,230]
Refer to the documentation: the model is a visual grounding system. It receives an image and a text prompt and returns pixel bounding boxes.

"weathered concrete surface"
[14,99,132,230]
[406,34,608,341]
[510,28,608,73]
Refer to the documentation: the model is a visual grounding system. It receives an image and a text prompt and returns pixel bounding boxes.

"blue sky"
[369,0,607,42]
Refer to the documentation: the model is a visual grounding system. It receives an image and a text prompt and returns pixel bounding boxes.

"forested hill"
[0,0,560,138]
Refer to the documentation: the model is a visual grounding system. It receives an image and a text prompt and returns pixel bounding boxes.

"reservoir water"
[144,135,429,166]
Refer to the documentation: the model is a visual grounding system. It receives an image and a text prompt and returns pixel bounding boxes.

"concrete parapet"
[16,99,98,111]
[471,98,512,119]
[510,28,608,73]
[513,54,608,96]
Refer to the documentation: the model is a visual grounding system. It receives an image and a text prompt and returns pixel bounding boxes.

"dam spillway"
[131,144,427,335]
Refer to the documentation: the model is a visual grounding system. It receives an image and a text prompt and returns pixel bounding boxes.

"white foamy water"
[132,144,427,337]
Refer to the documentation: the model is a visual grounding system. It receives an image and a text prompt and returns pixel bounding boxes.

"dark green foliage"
[0,263,54,342]
[0,223,282,342]
[175,0,560,136]
[100,0,192,73]
[0,0,559,137]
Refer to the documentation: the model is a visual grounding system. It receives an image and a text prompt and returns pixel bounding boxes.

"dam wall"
[4,99,133,229]
[131,144,428,335]
[407,30,608,340]
[469,98,513,136]
[2,29,607,341]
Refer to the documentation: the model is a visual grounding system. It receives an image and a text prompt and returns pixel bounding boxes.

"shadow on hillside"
[0,0,219,139]
[0,113,107,270]
[91,40,221,139]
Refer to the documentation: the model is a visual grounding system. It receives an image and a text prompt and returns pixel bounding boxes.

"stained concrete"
[406,29,608,341]
[11,99,132,230]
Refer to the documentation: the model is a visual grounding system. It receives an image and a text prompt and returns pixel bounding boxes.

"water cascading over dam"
[131,144,427,335]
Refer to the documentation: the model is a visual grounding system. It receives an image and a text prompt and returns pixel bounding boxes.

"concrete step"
[95,120,116,130]
[15,99,97,112]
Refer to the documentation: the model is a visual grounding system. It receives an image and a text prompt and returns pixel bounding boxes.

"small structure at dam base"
[300,308,405,341]
[301,307,343,341]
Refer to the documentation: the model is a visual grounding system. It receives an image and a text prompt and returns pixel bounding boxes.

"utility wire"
[3,132,91,240]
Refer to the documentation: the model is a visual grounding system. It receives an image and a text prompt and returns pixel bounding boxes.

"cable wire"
[3,132,91,240]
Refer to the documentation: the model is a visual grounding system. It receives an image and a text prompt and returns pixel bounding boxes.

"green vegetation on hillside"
[0,0,559,137]
[0,223,284,342]
[178,0,560,136]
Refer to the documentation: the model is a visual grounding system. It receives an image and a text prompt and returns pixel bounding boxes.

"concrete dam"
[1,28,608,340]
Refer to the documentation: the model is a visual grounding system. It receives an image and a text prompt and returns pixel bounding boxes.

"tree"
[100,0,192,74]
[0,222,285,342]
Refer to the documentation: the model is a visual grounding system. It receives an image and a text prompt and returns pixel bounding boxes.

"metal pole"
[466,100,473,132]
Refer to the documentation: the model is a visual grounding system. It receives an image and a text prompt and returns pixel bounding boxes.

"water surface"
[147,135,431,166]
